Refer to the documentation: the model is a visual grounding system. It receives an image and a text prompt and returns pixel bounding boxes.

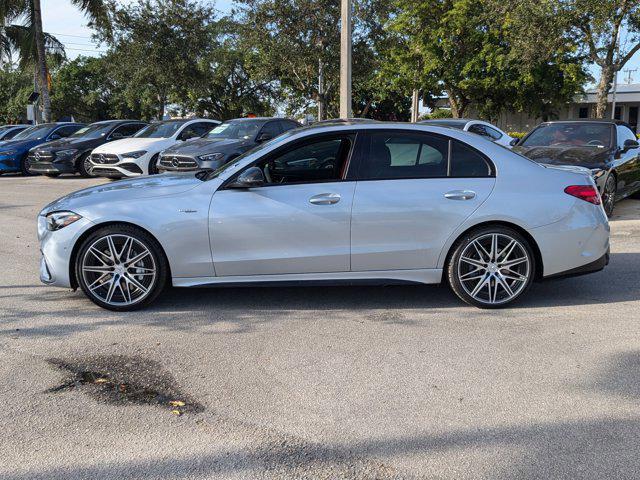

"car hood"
[514,145,611,169]
[162,137,250,155]
[0,138,40,151]
[35,136,103,152]
[41,172,203,215]
[92,137,170,154]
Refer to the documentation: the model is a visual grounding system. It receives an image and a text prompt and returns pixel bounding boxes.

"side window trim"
[354,129,495,181]
[222,132,359,189]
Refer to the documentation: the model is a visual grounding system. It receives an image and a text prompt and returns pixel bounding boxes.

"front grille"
[159,155,199,170]
[30,151,55,163]
[91,153,119,165]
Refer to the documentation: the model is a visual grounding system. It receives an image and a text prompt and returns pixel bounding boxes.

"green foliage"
[420,109,454,120]
[0,64,33,123]
[508,131,527,139]
[384,0,588,120]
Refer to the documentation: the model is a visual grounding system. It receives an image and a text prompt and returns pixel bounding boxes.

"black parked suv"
[29,120,147,177]
[158,117,300,172]
[513,120,640,216]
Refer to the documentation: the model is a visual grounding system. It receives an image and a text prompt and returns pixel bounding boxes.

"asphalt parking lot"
[1,174,640,479]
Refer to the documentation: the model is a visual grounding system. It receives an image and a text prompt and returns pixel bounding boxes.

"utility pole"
[624,68,638,85]
[340,0,352,119]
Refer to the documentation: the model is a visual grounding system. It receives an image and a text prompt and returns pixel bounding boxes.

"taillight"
[564,185,601,205]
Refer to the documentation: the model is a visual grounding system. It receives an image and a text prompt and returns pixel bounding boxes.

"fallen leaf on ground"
[169,400,185,407]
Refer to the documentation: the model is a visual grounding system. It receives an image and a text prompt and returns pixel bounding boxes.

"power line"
[48,32,94,39]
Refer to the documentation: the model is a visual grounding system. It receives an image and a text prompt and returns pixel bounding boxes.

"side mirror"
[256,133,273,143]
[110,132,125,140]
[623,139,639,152]
[227,166,265,188]
[48,133,61,140]
[179,131,197,141]
[509,138,519,147]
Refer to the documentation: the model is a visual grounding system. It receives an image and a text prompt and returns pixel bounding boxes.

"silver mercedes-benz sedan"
[37,122,610,311]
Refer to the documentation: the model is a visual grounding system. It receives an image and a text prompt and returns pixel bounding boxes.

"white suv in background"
[89,118,220,178]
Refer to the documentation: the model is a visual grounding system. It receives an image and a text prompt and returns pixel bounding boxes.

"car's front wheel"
[77,153,93,177]
[75,225,168,311]
[447,226,535,308]
[602,174,616,217]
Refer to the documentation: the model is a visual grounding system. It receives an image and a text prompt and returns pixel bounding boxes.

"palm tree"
[0,0,108,122]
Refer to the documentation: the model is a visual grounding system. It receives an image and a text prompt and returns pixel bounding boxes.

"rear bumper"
[544,249,609,280]
[529,201,610,278]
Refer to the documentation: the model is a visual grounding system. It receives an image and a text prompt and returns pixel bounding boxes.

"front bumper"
[91,163,143,178]
[0,154,19,172]
[158,155,226,172]
[38,215,93,288]
[29,159,76,174]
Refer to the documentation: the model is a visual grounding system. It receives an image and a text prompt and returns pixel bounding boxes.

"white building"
[436,83,640,134]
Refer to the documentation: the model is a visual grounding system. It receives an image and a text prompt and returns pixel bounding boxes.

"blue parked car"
[0,122,84,175]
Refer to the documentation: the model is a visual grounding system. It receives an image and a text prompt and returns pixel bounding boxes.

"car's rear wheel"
[75,225,168,311]
[447,226,535,309]
[77,153,93,177]
[602,174,616,217]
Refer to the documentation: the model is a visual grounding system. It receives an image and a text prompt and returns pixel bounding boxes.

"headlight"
[0,150,16,156]
[198,152,225,162]
[56,149,78,158]
[122,150,147,159]
[46,211,82,231]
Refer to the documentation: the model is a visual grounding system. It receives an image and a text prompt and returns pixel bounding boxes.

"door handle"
[444,190,476,201]
[309,193,341,205]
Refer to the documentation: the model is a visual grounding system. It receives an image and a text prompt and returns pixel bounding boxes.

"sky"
[41,0,640,89]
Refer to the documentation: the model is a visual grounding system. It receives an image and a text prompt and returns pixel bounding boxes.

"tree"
[0,64,33,123]
[384,0,587,121]
[235,0,341,120]
[0,0,108,122]
[97,0,215,119]
[568,0,640,117]
[50,55,153,122]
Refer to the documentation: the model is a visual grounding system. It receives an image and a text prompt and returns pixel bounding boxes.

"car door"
[210,133,357,276]
[614,124,640,196]
[350,130,496,271]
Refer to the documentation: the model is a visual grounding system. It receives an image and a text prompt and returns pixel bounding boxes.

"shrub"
[508,131,527,139]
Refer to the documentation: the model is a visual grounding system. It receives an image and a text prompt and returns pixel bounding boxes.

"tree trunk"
[32,0,51,123]
[447,90,469,119]
[158,95,166,120]
[595,65,615,118]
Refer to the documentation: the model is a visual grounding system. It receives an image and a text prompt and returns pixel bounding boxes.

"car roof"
[420,119,470,126]
[539,119,629,127]
[90,119,147,125]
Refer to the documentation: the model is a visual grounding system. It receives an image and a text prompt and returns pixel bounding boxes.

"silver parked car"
[37,122,610,311]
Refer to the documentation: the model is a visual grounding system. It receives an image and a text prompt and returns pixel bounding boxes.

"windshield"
[135,121,184,139]
[12,124,52,140]
[521,123,612,148]
[70,123,113,139]
[206,121,262,140]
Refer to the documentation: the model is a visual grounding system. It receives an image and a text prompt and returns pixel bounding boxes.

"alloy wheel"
[81,234,157,307]
[602,175,616,217]
[456,233,531,305]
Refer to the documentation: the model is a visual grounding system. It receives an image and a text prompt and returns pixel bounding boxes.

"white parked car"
[420,119,515,148]
[38,122,609,311]
[89,119,220,178]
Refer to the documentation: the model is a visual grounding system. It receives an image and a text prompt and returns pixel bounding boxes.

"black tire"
[75,224,168,311]
[447,225,536,309]
[20,154,36,176]
[44,173,61,178]
[602,174,617,217]
[76,153,93,177]
[148,154,160,175]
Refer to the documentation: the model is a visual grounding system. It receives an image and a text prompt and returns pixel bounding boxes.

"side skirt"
[172,269,444,288]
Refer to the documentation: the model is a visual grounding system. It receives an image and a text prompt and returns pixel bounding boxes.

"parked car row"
[0,116,303,179]
[2,115,639,217]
